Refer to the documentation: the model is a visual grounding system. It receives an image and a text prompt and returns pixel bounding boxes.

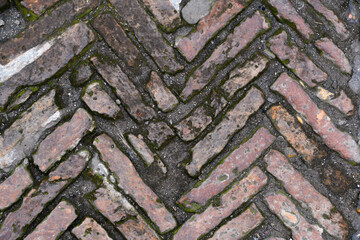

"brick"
[179,127,274,210]
[181,11,270,100]
[128,134,156,166]
[0,90,61,174]
[142,0,181,31]
[271,73,360,163]
[175,91,227,141]
[176,0,246,62]
[222,54,268,99]
[73,0,100,13]
[6,88,35,111]
[266,0,314,39]
[181,0,217,24]
[70,61,93,86]
[24,201,77,240]
[72,217,112,240]
[315,38,352,74]
[304,0,348,39]
[173,167,267,240]
[265,150,348,239]
[0,150,89,240]
[0,162,32,210]
[267,105,325,164]
[91,56,156,122]
[265,192,324,240]
[269,31,327,87]
[109,0,183,74]
[146,121,175,149]
[118,217,160,240]
[33,108,95,172]
[328,90,354,116]
[146,71,179,112]
[93,134,176,233]
[209,203,264,240]
[186,87,264,176]
[92,13,148,76]
[21,0,59,15]
[0,22,95,108]
[82,82,121,119]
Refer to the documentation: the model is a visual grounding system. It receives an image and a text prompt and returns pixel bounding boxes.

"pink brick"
[328,90,354,116]
[72,217,112,240]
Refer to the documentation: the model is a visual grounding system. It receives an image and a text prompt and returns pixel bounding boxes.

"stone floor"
[0,0,359,239]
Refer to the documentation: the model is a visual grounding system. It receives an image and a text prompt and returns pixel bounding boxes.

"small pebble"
[115,99,121,105]
[14,20,20,25]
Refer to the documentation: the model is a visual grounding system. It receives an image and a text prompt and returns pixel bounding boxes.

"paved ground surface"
[0,0,360,239]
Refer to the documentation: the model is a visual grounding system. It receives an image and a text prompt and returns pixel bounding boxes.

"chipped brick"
[179,127,274,210]
[271,73,360,163]
[186,87,264,176]
[146,121,175,149]
[33,108,95,172]
[72,217,112,240]
[265,150,348,239]
[128,134,156,166]
[173,167,267,239]
[181,11,270,100]
[328,90,354,116]
[269,31,327,87]
[93,134,176,233]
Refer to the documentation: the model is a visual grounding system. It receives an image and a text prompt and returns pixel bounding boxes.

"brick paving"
[0,0,359,239]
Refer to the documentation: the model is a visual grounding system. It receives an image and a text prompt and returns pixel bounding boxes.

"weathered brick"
[128,134,156,166]
[176,0,246,62]
[118,217,160,240]
[186,87,264,176]
[0,22,95,108]
[142,0,181,31]
[33,108,95,172]
[6,88,35,111]
[82,82,121,119]
[265,150,348,239]
[181,0,217,24]
[222,54,268,99]
[315,38,352,74]
[93,134,176,233]
[146,121,175,149]
[0,150,89,240]
[72,217,112,240]
[304,0,349,39]
[70,61,93,86]
[209,203,264,240]
[21,0,59,15]
[271,73,360,163]
[269,31,327,87]
[181,11,270,100]
[173,167,267,240]
[146,71,179,112]
[328,90,354,116]
[266,0,314,39]
[175,90,227,141]
[108,0,183,73]
[0,162,32,210]
[265,192,324,240]
[0,90,61,174]
[179,127,274,210]
[267,105,325,164]
[91,56,156,122]
[24,201,77,240]
[92,13,148,76]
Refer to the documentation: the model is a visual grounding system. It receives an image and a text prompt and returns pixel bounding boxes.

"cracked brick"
[72,217,112,240]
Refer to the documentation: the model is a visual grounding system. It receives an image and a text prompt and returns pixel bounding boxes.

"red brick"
[118,217,160,240]
[0,90,61,174]
[33,108,95,172]
[269,31,327,87]
[221,54,269,99]
[265,150,348,239]
[146,121,175,149]
[186,87,264,176]
[304,0,349,39]
[179,127,274,211]
[315,38,352,74]
[180,11,270,101]
[265,192,324,240]
[0,150,89,240]
[266,0,314,39]
[267,105,325,164]
[72,217,112,240]
[146,71,179,112]
[91,56,156,122]
[173,167,267,240]
[92,13,148,76]
[209,203,264,240]
[108,0,183,73]
[82,81,122,119]
[93,134,176,233]
[0,162,32,210]
[21,0,59,15]
[128,134,156,166]
[176,0,245,62]
[271,73,360,163]
[24,201,77,240]
[328,90,354,116]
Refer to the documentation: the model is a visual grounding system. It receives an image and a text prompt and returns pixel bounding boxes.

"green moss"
[283,59,290,65]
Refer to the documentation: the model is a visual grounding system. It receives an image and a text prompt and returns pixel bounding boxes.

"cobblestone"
[72,217,112,240]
